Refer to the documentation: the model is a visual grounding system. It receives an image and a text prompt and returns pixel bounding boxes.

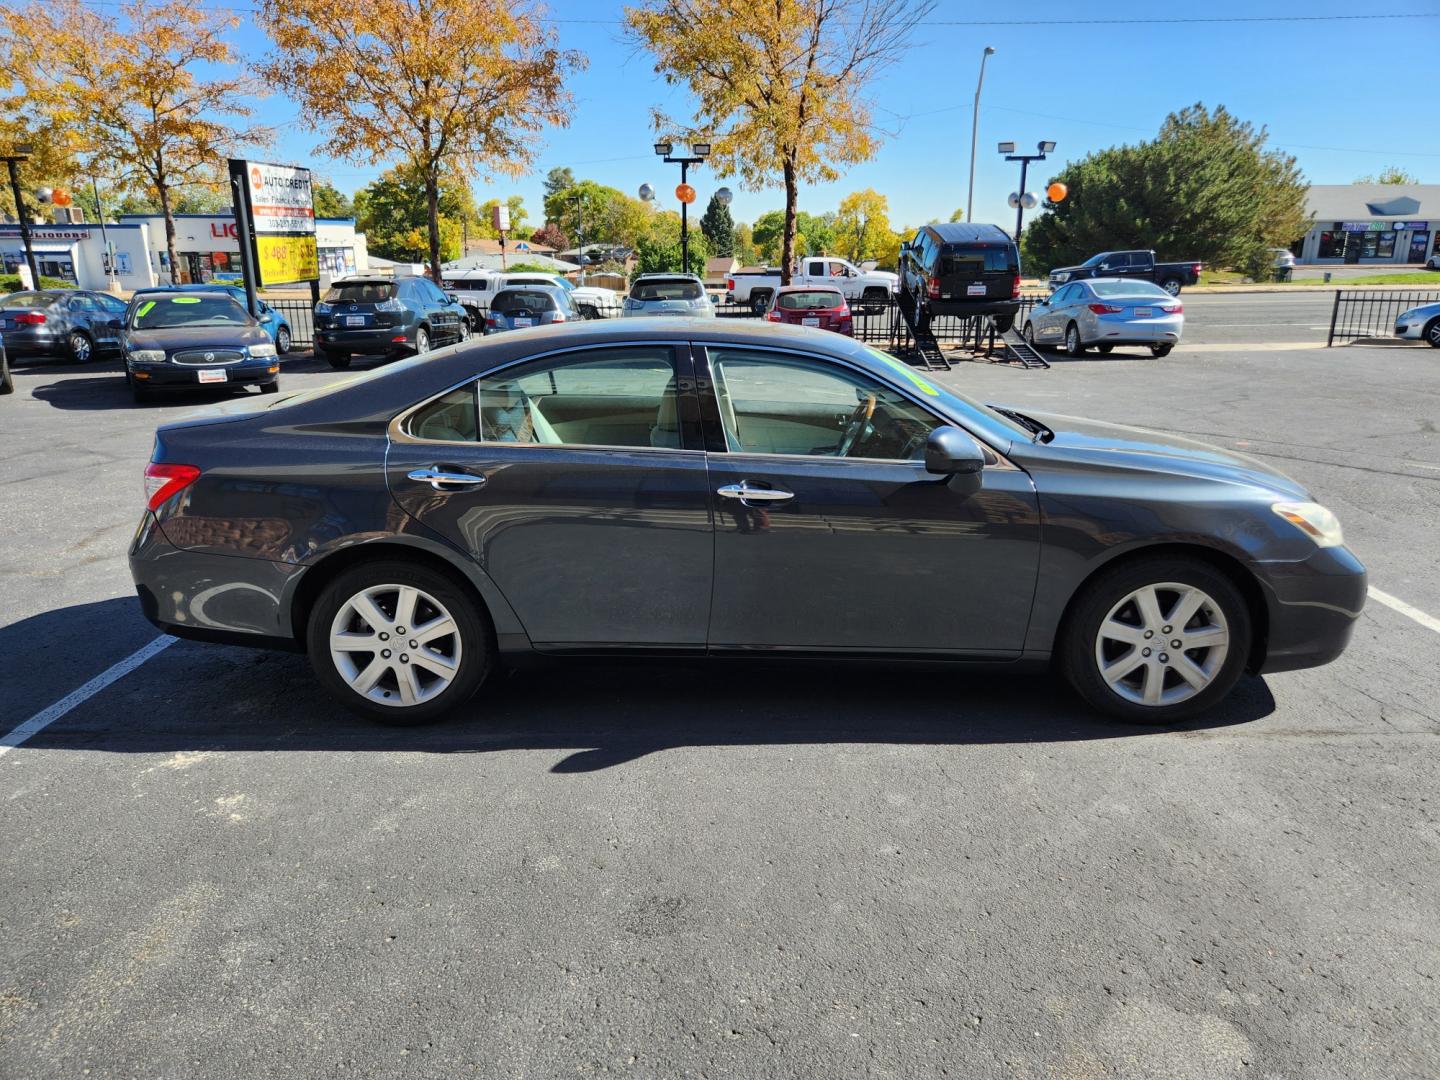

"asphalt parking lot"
[2,293,1437,1079]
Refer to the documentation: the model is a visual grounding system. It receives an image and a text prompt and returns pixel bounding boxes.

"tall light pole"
[966,46,995,226]
[654,140,710,272]
[2,143,41,288]
[1000,140,1055,241]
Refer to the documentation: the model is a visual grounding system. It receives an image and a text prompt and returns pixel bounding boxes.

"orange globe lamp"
[675,183,696,205]
[1046,182,1068,203]
[52,187,73,208]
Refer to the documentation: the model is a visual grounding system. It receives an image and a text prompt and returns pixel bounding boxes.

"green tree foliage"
[948,208,964,222]
[753,209,835,262]
[834,189,892,263]
[1022,104,1310,280]
[632,220,708,278]
[354,165,476,263]
[312,181,354,219]
[477,195,529,237]
[542,166,574,202]
[544,179,653,248]
[732,222,757,266]
[699,193,735,257]
[1354,166,1419,184]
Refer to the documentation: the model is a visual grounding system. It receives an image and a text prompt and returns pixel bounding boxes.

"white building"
[0,211,369,291]
[1299,185,1438,265]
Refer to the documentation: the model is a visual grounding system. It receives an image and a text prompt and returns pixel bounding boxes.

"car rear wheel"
[1023,322,1042,351]
[1095,344,1114,354]
[1160,278,1182,296]
[68,331,93,363]
[275,326,292,354]
[1060,555,1251,723]
[1424,316,1440,348]
[0,350,13,395]
[992,314,1014,333]
[1065,323,1087,356]
[1151,343,1174,358]
[319,348,351,370]
[307,560,492,725]
[414,327,430,355]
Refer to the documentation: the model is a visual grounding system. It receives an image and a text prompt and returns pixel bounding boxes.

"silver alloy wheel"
[1066,325,1082,354]
[1161,279,1181,296]
[1427,319,1440,347]
[276,326,291,354]
[1024,322,1037,347]
[69,332,91,362]
[329,583,462,707]
[415,328,429,354]
[1093,581,1230,707]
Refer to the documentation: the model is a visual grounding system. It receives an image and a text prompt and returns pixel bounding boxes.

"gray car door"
[386,342,714,647]
[697,344,1040,654]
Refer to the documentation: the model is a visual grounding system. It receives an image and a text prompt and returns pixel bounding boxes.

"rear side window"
[325,281,396,303]
[0,291,52,308]
[631,279,702,301]
[777,290,844,310]
[939,247,1018,277]
[492,290,558,312]
[1091,279,1169,298]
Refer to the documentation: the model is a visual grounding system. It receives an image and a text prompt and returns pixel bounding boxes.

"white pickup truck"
[725,257,899,311]
[440,269,621,322]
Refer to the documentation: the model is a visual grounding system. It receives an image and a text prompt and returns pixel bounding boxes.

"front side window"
[708,348,943,460]
[406,346,683,449]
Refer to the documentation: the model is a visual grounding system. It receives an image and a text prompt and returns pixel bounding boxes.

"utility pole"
[3,145,41,288]
[92,176,117,291]
[966,47,995,226]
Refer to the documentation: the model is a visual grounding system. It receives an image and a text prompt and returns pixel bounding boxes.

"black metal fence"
[266,298,318,348]
[1327,289,1440,346]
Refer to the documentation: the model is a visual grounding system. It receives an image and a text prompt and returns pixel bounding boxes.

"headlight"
[128,349,165,364]
[1396,309,1417,322]
[249,343,277,358]
[375,298,403,313]
[1272,501,1344,548]
[315,301,333,314]
[1053,272,1068,281]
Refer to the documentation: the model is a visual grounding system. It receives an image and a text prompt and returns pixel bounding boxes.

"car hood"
[127,325,269,351]
[1049,264,1087,276]
[1006,408,1309,498]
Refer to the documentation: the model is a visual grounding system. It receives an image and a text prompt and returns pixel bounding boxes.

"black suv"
[314,275,469,370]
[898,223,1020,330]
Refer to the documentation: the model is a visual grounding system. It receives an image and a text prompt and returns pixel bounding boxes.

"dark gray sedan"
[128,319,1365,724]
[0,288,129,362]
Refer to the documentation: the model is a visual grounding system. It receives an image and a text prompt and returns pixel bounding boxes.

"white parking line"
[1368,588,1440,635]
[0,635,176,759]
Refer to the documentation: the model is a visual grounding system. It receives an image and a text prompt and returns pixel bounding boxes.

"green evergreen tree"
[699,193,734,257]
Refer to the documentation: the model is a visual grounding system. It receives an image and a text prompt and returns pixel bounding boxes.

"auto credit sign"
[229,158,318,286]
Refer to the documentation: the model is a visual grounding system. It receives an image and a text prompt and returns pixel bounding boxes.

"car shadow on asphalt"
[10,600,1278,771]
[27,375,274,410]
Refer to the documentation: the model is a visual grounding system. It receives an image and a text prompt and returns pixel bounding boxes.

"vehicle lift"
[891,292,1049,370]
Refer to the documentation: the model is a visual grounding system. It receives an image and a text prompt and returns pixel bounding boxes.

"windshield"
[325,281,396,303]
[632,279,702,301]
[130,295,253,329]
[938,249,1016,277]
[493,289,559,312]
[778,290,844,310]
[1091,280,1170,299]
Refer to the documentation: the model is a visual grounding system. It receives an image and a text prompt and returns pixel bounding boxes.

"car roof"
[777,283,843,291]
[333,276,395,285]
[633,273,701,282]
[923,222,1014,245]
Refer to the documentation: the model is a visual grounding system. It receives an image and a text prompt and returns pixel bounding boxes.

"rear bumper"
[927,299,1020,318]
[0,327,66,356]
[129,510,303,649]
[1255,544,1367,674]
[315,325,412,355]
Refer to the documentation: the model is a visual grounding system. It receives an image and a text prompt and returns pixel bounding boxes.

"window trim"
[389,340,705,454]
[691,341,1015,468]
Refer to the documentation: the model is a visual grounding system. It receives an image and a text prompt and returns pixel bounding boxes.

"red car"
[764,285,853,336]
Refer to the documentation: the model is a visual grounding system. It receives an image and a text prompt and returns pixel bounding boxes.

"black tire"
[1023,322,1042,351]
[275,325,292,355]
[413,326,430,355]
[1424,317,1440,349]
[0,350,13,395]
[1159,278,1182,296]
[260,380,280,394]
[992,314,1014,333]
[306,559,493,725]
[1095,344,1113,355]
[1151,343,1174,358]
[1064,322,1087,357]
[1059,554,1252,724]
[68,330,94,364]
[319,348,351,370]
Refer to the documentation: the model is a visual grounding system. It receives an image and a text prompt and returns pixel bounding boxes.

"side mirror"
[924,426,986,492]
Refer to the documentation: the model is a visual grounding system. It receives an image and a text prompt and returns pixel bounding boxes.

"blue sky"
[224,0,1440,233]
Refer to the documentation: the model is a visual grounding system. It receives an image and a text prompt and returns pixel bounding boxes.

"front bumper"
[1255,544,1367,674]
[128,359,278,388]
[1394,318,1432,340]
[129,510,303,649]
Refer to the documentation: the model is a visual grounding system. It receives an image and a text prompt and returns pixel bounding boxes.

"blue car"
[146,284,293,354]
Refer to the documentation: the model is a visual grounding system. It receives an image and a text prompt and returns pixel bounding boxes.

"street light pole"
[571,190,585,285]
[655,141,710,274]
[1000,140,1055,242]
[2,146,41,288]
[966,46,995,226]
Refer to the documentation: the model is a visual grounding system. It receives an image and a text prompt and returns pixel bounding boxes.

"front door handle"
[407,467,486,491]
[717,482,794,504]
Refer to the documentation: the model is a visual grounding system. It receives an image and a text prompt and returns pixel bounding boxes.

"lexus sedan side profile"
[129,319,1365,725]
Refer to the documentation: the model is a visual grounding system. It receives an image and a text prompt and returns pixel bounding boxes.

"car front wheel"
[68,331,93,363]
[307,560,492,724]
[1424,317,1440,349]
[1060,556,1251,723]
[1023,322,1041,351]
[275,326,292,354]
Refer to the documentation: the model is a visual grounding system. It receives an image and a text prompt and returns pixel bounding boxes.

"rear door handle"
[717,482,794,503]
[407,467,486,491]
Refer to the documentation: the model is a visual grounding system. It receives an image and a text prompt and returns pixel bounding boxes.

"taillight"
[1088,303,1124,314]
[926,276,940,299]
[486,315,498,326]
[1161,302,1183,314]
[1012,275,1021,300]
[14,311,46,325]
[144,462,200,512]
[726,278,735,291]
[765,310,781,321]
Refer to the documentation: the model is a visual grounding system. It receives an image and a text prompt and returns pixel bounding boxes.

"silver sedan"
[1394,301,1440,347]
[1025,278,1184,357]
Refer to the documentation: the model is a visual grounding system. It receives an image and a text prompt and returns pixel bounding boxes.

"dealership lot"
[2,296,1437,1078]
